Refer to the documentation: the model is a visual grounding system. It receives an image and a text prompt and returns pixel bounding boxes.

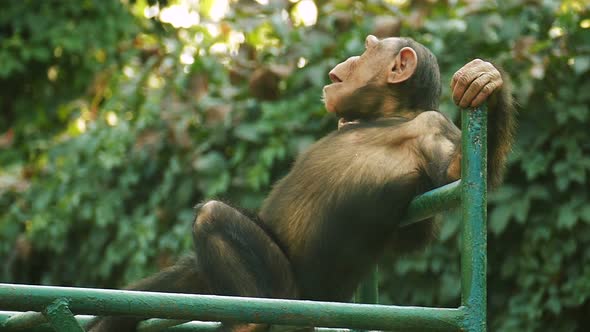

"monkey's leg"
[87,255,207,332]
[193,200,298,332]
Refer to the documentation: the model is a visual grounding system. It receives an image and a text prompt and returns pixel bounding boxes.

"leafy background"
[1,0,589,331]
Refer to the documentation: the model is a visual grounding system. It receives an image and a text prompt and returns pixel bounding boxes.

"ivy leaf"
[193,152,227,174]
[557,205,577,230]
[490,204,513,235]
[573,56,590,75]
[512,198,530,224]
[234,124,261,142]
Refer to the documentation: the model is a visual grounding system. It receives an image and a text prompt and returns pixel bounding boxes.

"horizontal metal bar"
[0,312,352,332]
[400,180,461,227]
[0,312,356,332]
[0,284,463,331]
[0,311,221,332]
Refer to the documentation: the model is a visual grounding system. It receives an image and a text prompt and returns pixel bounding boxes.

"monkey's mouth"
[329,73,360,129]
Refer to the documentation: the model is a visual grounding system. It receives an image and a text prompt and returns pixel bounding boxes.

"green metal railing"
[0,106,487,332]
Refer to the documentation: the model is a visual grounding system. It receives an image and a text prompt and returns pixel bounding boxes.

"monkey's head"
[323,35,441,126]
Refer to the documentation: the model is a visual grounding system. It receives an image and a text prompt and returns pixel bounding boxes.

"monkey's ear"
[387,47,417,84]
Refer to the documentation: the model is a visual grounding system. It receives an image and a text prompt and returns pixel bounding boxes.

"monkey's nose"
[329,72,342,83]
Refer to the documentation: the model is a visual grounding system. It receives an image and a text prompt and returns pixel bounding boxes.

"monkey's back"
[259,120,428,301]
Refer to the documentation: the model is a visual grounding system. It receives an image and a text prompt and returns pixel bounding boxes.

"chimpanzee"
[88,35,515,332]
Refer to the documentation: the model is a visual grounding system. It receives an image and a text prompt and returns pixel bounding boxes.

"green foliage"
[0,0,138,159]
[1,0,589,331]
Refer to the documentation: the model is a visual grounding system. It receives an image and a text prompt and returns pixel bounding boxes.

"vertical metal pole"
[43,299,85,332]
[460,106,487,332]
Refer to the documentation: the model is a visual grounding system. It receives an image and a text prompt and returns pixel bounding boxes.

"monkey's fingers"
[451,60,487,105]
[470,82,498,107]
[457,73,491,108]
[452,70,487,106]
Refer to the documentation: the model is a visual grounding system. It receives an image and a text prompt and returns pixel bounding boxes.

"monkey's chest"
[325,144,423,210]
[278,143,425,250]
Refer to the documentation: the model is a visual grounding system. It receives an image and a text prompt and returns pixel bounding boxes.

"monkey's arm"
[419,63,516,188]
[450,60,517,187]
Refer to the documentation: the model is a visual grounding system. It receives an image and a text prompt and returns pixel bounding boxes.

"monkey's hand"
[451,59,503,108]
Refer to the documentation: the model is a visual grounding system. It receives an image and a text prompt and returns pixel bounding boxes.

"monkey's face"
[323,35,387,114]
[323,36,418,124]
